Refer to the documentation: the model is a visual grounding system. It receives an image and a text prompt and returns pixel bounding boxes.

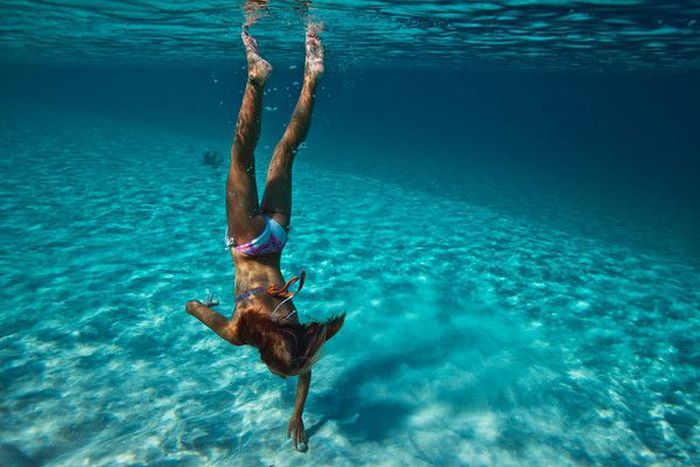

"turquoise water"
[2,1,700,466]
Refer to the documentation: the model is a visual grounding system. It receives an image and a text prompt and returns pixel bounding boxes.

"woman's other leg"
[260,25,324,228]
[226,30,272,244]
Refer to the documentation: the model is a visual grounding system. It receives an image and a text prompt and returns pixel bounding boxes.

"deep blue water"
[1,1,700,465]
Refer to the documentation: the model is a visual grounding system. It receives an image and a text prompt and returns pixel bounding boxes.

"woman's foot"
[242,30,272,86]
[305,24,324,79]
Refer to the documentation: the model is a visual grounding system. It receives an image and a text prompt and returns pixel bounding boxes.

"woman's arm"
[185,300,242,345]
[288,370,311,451]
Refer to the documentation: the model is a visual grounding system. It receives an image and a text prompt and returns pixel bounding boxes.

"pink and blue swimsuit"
[226,216,288,256]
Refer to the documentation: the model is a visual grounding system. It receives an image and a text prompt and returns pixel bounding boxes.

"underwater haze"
[1,0,700,465]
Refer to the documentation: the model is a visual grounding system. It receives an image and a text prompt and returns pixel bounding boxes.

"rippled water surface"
[1,0,700,69]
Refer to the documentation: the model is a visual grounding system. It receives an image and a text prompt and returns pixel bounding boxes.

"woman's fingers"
[288,416,308,452]
[295,426,308,452]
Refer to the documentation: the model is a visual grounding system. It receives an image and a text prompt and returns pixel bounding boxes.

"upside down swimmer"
[185,21,344,453]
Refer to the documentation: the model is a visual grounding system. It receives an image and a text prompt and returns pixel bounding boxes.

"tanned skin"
[185,22,325,452]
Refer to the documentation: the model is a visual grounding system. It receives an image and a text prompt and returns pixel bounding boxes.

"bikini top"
[235,270,306,320]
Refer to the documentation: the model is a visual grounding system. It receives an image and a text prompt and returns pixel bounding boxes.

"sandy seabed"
[1,111,698,466]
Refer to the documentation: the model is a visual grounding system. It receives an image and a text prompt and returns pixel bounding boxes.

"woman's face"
[260,336,296,378]
[268,366,289,379]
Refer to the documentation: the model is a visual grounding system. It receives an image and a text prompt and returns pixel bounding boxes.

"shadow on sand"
[306,328,471,443]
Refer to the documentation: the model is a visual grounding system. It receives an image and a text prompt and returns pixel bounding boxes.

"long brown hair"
[237,307,345,377]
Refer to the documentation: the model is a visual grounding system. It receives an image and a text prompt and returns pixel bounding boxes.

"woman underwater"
[185,23,345,452]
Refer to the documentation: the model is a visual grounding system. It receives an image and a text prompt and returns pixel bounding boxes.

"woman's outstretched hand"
[288,414,308,452]
[201,292,219,308]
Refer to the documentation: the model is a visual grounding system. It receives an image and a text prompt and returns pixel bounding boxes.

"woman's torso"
[231,252,298,321]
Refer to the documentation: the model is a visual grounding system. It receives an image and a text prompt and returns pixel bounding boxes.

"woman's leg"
[226,30,272,244]
[260,25,324,228]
